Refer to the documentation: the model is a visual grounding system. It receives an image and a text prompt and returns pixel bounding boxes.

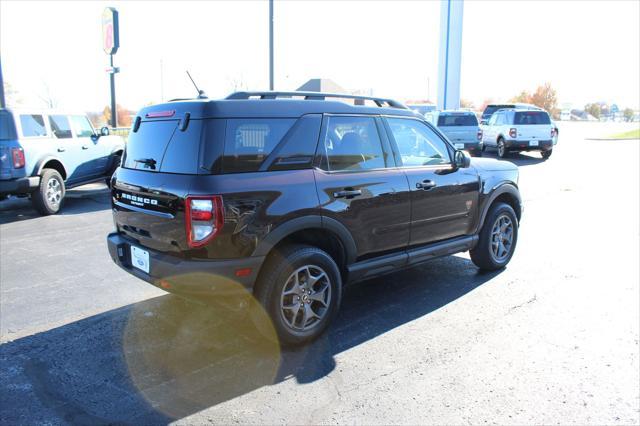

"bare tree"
[37,81,60,109]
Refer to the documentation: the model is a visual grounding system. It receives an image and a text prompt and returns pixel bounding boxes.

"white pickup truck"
[481,109,555,159]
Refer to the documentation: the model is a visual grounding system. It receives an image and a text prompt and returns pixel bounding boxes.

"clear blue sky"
[1,1,639,112]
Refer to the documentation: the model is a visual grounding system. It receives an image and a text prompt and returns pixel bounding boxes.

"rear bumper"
[505,140,553,151]
[0,176,39,195]
[107,232,265,297]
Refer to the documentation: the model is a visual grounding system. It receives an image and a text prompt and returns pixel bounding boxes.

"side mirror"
[100,126,110,137]
[454,150,471,169]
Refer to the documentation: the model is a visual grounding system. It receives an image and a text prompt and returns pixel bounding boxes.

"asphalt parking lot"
[1,122,638,425]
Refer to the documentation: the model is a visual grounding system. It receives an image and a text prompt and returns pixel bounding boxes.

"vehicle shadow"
[481,150,546,167]
[0,255,501,424]
[0,185,110,225]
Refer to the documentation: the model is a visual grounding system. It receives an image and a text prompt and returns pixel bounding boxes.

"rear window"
[0,111,17,140]
[437,114,478,127]
[123,120,178,171]
[482,105,513,118]
[222,118,296,173]
[20,114,47,137]
[514,111,550,125]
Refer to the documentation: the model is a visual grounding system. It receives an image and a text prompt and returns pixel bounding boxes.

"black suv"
[107,91,522,345]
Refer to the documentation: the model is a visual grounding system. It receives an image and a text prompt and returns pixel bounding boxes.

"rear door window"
[49,115,73,139]
[222,118,296,173]
[321,116,386,171]
[437,114,478,126]
[514,111,551,125]
[20,114,47,137]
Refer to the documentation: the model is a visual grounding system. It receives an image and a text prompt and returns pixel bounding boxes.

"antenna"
[186,70,207,99]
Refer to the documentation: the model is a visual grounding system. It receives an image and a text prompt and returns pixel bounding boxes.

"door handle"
[57,147,65,152]
[416,180,437,190]
[334,189,362,199]
[81,145,89,150]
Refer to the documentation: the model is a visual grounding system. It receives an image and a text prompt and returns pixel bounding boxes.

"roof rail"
[225,91,408,109]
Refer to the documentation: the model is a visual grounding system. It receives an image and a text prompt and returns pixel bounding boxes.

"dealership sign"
[102,7,120,55]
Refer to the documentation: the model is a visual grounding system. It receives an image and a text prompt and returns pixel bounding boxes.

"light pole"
[269,0,274,90]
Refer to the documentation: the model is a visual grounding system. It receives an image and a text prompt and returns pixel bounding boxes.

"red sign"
[102,8,119,55]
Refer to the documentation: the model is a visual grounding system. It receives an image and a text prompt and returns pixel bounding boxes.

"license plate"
[530,140,539,147]
[131,246,150,273]
[455,143,464,149]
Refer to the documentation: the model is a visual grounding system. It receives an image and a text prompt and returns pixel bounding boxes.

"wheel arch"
[34,156,68,181]
[477,183,522,233]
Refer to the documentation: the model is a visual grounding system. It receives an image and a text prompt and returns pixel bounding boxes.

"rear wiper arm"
[134,158,157,169]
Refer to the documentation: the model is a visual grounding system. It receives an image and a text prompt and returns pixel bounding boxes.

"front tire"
[31,169,65,215]
[253,244,342,346]
[541,149,552,160]
[470,202,518,271]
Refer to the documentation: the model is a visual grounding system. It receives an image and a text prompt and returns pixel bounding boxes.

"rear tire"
[541,149,552,160]
[470,202,518,271]
[252,244,342,346]
[31,169,65,215]
[497,138,508,158]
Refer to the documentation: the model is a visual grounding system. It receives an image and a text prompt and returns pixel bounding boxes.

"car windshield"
[437,114,478,126]
[514,111,551,125]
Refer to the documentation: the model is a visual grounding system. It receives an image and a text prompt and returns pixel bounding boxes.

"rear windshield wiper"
[134,158,157,169]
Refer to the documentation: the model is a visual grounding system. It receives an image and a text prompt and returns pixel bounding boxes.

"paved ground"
[1,122,638,425]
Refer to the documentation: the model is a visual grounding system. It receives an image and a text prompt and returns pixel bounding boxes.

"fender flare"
[477,183,522,232]
[33,156,68,180]
[252,215,358,264]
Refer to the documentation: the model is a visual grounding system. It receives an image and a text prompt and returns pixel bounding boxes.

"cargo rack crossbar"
[225,91,407,109]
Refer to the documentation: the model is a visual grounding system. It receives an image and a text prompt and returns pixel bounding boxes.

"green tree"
[585,103,601,119]
[623,108,634,122]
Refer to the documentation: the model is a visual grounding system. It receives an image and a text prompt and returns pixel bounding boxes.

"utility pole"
[269,0,274,90]
[0,56,5,108]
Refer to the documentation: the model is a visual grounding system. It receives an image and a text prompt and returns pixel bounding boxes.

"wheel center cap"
[302,294,310,303]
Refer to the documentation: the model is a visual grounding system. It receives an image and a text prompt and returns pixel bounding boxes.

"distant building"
[296,79,346,94]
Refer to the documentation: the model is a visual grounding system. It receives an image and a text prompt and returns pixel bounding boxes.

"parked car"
[481,108,554,159]
[428,110,483,156]
[480,103,541,125]
[0,109,125,214]
[107,91,522,346]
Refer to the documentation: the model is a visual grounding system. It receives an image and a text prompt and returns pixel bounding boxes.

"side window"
[222,118,296,173]
[19,115,47,137]
[49,115,73,139]
[322,116,386,171]
[71,115,94,138]
[488,114,498,126]
[387,118,451,167]
[266,115,322,171]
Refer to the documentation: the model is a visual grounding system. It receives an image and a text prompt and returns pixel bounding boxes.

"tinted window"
[49,115,73,139]
[514,111,551,125]
[159,120,203,174]
[71,115,94,138]
[387,118,451,167]
[266,115,321,171]
[222,118,295,173]
[0,111,17,140]
[20,114,47,137]
[437,114,478,126]
[123,120,177,171]
[322,116,386,171]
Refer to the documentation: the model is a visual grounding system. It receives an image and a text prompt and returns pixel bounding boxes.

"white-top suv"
[481,108,555,159]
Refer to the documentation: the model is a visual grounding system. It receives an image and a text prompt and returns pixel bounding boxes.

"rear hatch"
[513,111,552,141]
[0,110,19,180]
[112,106,217,255]
[437,113,479,144]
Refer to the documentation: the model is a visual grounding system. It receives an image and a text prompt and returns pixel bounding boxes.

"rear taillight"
[185,195,224,248]
[477,129,483,141]
[509,128,517,139]
[11,148,25,169]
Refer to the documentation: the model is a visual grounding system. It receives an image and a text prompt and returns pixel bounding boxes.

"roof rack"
[225,91,407,109]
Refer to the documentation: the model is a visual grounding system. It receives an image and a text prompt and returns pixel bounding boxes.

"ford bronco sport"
[107,91,522,346]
